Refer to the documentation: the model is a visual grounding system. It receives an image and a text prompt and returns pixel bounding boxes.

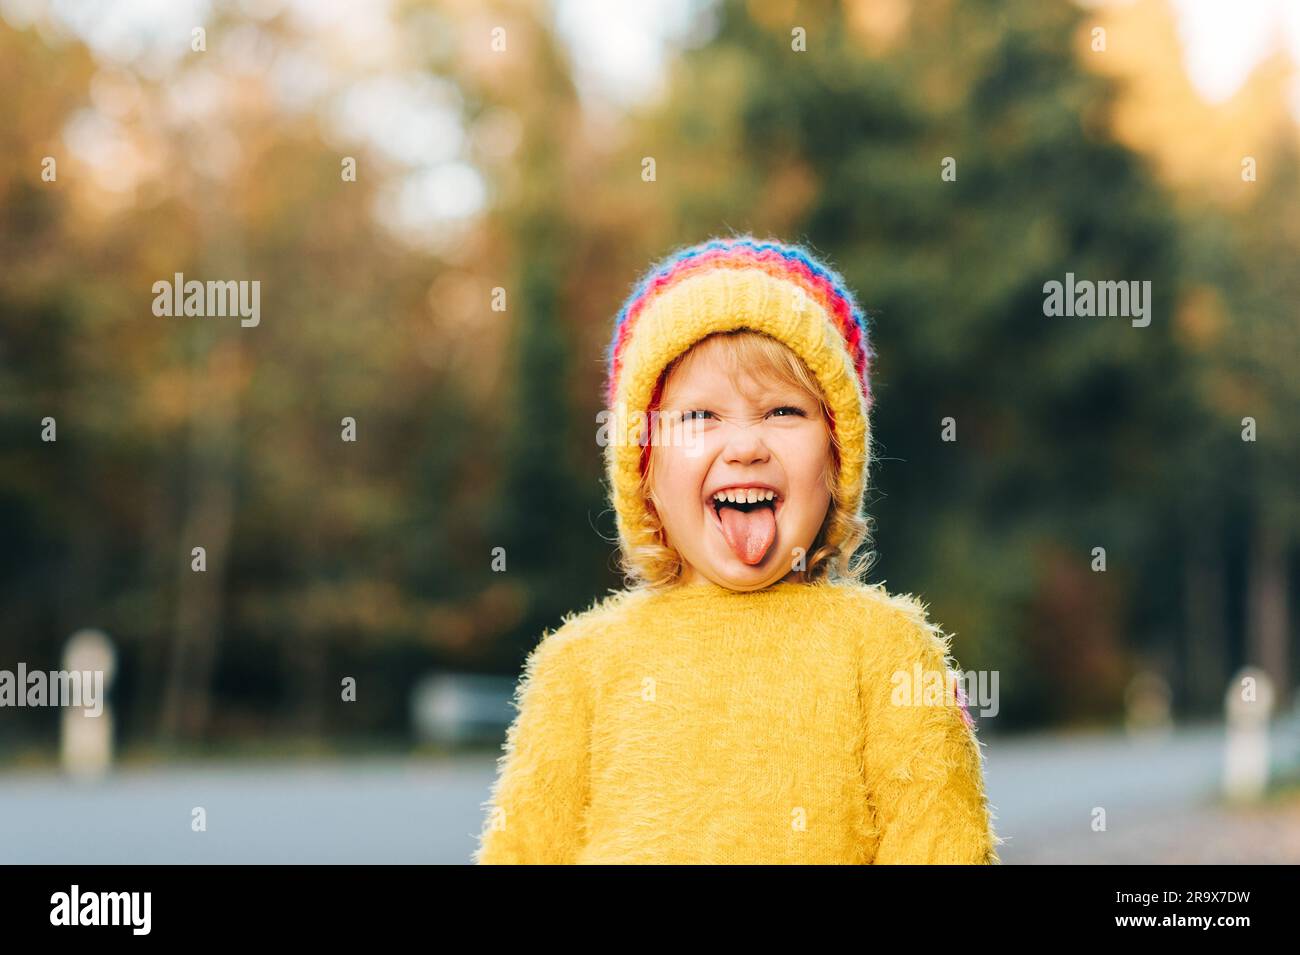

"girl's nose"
[722,423,771,466]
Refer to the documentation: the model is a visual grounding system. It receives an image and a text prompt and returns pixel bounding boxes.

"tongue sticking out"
[717,504,777,565]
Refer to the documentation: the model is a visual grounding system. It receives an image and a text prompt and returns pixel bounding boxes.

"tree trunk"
[1184,521,1227,715]
[158,339,240,743]
[1246,519,1290,712]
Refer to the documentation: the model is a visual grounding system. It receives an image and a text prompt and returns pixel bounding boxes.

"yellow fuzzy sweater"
[474,577,1002,864]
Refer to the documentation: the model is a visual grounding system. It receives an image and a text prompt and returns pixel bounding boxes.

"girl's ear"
[645,476,661,518]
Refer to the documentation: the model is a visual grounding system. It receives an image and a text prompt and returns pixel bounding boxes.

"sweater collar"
[649,577,827,601]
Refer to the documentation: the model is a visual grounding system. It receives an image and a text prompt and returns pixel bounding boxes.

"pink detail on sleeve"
[954,679,975,730]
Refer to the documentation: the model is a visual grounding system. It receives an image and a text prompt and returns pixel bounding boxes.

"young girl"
[475,235,1002,864]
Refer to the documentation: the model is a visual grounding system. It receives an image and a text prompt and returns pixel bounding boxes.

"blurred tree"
[1090,0,1300,710]
[0,8,518,746]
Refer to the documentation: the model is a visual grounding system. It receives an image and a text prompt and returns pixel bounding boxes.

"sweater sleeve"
[860,597,1002,865]
[473,621,592,864]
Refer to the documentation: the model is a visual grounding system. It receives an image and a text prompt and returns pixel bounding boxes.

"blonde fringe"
[617,330,875,593]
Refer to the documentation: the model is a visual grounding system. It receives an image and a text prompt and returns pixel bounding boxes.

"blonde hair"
[620,329,874,591]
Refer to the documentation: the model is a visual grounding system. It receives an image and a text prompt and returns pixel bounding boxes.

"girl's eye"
[768,405,807,418]
[684,409,715,421]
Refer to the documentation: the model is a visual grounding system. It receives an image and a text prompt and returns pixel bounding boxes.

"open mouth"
[707,487,783,566]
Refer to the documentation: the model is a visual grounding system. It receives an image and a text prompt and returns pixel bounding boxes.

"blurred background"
[1,0,1298,863]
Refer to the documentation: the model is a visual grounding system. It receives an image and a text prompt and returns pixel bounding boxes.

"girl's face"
[647,343,834,592]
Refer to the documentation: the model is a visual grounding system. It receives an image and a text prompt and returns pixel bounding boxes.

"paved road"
[982,719,1299,862]
[1,719,1295,863]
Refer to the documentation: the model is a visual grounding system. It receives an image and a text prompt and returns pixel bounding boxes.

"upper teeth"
[713,489,776,504]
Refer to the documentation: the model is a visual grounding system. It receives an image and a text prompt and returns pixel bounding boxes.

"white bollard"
[60,629,117,781]
[1222,665,1274,803]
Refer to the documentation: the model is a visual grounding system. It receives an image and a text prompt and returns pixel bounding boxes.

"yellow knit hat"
[602,236,874,574]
